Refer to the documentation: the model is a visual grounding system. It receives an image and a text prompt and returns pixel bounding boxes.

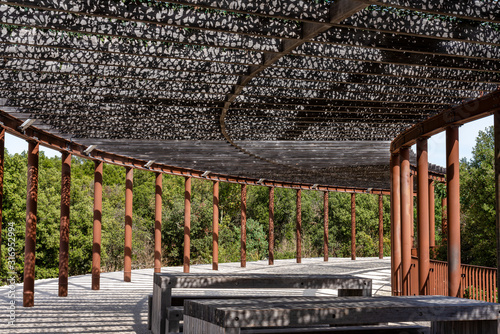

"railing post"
[378,194,384,259]
[391,153,401,296]
[58,151,71,297]
[400,147,411,296]
[296,188,302,263]
[447,126,461,297]
[241,184,247,268]
[124,167,133,282]
[269,187,274,265]
[184,176,191,273]
[429,179,436,249]
[92,160,103,290]
[154,172,162,273]
[324,191,329,262]
[351,193,356,261]
[494,111,500,302]
[23,141,39,307]
[213,181,219,271]
[417,138,430,295]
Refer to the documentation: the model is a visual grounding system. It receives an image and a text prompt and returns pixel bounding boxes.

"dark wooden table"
[151,273,372,334]
[184,295,500,334]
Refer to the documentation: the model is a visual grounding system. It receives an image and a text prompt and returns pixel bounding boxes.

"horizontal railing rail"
[409,257,497,303]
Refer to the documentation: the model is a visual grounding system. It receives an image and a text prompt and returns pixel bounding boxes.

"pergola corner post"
[0,129,4,266]
[390,153,401,296]
[124,167,133,282]
[324,191,329,262]
[296,188,302,264]
[154,172,162,273]
[241,184,247,268]
[92,160,103,290]
[212,181,219,271]
[400,147,411,296]
[417,138,430,295]
[268,187,274,265]
[58,151,71,297]
[429,179,436,250]
[23,140,39,307]
[183,176,191,273]
[378,194,384,259]
[495,111,500,303]
[446,126,461,297]
[351,193,356,261]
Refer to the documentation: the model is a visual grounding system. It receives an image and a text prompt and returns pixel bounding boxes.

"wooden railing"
[409,257,497,303]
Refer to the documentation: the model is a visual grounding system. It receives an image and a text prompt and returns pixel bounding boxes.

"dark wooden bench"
[151,273,372,334]
[183,295,500,334]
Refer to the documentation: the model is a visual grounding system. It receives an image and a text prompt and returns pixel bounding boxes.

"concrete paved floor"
[0,257,392,333]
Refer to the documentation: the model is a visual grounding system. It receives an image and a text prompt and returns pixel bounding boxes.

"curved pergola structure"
[0,0,499,309]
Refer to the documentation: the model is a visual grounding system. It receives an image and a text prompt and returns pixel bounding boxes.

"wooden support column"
[378,194,384,259]
[495,111,500,303]
[296,188,302,263]
[241,184,247,268]
[324,191,329,262]
[58,152,71,297]
[23,141,39,307]
[442,197,448,246]
[446,126,461,297]
[410,173,415,249]
[124,167,133,282]
[429,179,436,249]
[154,172,162,273]
[417,138,430,295]
[391,153,401,296]
[400,147,411,296]
[0,129,4,264]
[351,193,356,261]
[268,187,274,265]
[212,181,219,271]
[184,176,191,273]
[92,161,103,290]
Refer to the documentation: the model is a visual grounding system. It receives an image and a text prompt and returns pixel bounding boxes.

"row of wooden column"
[391,127,461,297]
[11,133,385,307]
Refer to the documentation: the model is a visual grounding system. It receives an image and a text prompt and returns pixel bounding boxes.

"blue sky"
[4,115,494,168]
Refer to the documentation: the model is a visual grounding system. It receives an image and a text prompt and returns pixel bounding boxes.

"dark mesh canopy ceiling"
[0,0,497,188]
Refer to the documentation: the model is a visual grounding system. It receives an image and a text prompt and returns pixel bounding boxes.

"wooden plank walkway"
[0,257,391,333]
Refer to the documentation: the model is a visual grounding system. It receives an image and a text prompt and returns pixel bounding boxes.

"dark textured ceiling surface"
[0,0,497,188]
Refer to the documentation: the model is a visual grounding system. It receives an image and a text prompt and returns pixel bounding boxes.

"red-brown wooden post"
[269,187,274,265]
[154,172,162,273]
[378,194,384,259]
[183,176,191,273]
[442,196,448,245]
[324,191,329,262]
[447,126,461,297]
[296,188,302,263]
[0,129,4,264]
[58,151,71,297]
[429,179,436,249]
[417,138,430,295]
[241,184,247,268]
[124,167,133,282]
[213,181,219,271]
[92,160,103,290]
[391,153,401,296]
[400,147,411,296]
[410,173,415,249]
[351,193,356,261]
[494,111,500,303]
[23,141,39,307]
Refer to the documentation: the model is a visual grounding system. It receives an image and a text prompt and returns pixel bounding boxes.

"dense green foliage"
[0,150,391,285]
